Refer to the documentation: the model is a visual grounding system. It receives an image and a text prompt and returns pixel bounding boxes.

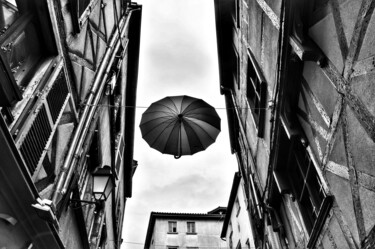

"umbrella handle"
[174,118,183,159]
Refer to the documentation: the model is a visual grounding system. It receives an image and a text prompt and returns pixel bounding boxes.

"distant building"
[0,0,141,248]
[221,172,255,249]
[144,208,227,249]
[215,0,375,248]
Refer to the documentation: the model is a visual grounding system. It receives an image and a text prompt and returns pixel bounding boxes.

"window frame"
[236,241,242,249]
[273,122,333,248]
[231,44,240,90]
[235,0,240,29]
[168,221,178,234]
[245,239,251,249]
[290,137,333,248]
[186,221,196,234]
[246,48,267,137]
[0,0,57,108]
[235,197,241,217]
[229,231,233,249]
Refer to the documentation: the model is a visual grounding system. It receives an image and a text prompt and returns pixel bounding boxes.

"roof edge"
[220,172,241,238]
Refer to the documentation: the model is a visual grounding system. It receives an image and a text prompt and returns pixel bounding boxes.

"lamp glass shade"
[92,166,115,201]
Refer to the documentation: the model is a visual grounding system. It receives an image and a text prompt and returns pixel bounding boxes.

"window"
[236,0,240,28]
[0,0,18,32]
[245,239,251,249]
[290,138,332,244]
[168,221,177,233]
[229,231,233,249]
[231,44,240,89]
[0,0,57,107]
[246,49,267,137]
[232,0,240,28]
[187,222,196,234]
[236,241,242,249]
[273,124,332,248]
[235,197,241,217]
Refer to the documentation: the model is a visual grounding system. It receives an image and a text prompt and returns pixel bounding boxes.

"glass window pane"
[168,221,177,233]
[187,222,195,233]
[2,18,42,89]
[0,0,18,33]
[79,0,91,16]
[306,166,324,210]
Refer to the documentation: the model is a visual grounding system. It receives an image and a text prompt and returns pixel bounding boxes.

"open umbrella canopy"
[140,95,221,159]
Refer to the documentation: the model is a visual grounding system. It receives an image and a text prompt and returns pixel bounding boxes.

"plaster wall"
[224,179,255,249]
[152,218,226,248]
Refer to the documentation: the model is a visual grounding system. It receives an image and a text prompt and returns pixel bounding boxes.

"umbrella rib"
[185,112,221,121]
[150,104,178,115]
[140,116,174,129]
[168,96,182,114]
[161,121,181,157]
[141,110,177,119]
[180,98,199,115]
[184,118,218,142]
[181,120,206,153]
[141,117,177,138]
[149,119,178,147]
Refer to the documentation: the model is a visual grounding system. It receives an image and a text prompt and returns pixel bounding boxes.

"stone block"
[309,11,344,73]
[346,106,375,177]
[326,171,360,245]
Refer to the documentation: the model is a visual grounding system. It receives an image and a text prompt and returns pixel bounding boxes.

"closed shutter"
[16,68,70,175]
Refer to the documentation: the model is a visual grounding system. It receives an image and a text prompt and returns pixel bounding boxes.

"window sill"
[186,232,197,235]
[167,232,178,234]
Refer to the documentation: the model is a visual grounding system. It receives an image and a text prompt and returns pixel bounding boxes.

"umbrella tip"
[174,155,181,159]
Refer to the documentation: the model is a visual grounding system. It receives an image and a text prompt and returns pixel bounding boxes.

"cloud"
[122,0,237,248]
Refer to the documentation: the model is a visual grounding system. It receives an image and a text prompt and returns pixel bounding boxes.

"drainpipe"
[52,10,135,206]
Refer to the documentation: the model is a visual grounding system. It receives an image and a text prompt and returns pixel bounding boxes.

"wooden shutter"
[16,68,70,176]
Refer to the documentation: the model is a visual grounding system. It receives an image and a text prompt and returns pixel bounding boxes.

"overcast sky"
[122,1,238,248]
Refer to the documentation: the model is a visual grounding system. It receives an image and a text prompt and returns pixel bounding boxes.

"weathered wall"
[224,178,256,248]
[152,218,226,248]
[225,0,375,248]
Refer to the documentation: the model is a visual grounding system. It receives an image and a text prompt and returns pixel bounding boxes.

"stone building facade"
[144,208,227,249]
[215,0,375,248]
[0,0,141,248]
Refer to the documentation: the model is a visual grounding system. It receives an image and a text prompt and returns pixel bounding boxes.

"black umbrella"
[140,95,221,159]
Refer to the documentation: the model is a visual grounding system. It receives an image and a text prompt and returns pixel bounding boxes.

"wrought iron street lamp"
[70,165,115,207]
[92,165,115,201]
